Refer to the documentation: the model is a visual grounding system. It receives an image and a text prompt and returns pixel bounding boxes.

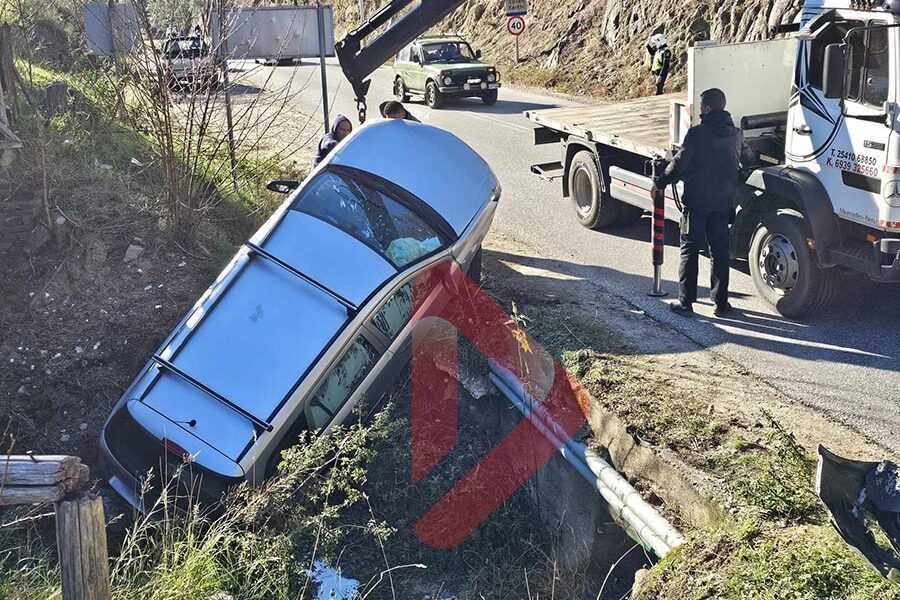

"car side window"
[372,283,413,341]
[307,335,379,431]
[292,171,446,269]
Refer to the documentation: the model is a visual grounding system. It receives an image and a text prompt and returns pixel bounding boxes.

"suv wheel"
[394,78,410,102]
[748,210,836,318]
[482,89,498,105]
[568,150,621,229]
[425,81,443,109]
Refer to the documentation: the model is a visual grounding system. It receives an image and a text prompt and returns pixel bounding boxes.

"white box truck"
[527,0,900,317]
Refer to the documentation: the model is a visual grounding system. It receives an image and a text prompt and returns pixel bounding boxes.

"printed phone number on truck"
[826,157,879,178]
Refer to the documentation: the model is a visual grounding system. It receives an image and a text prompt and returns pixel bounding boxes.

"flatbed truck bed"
[525,94,680,159]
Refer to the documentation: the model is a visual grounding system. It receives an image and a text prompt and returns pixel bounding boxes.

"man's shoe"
[670,302,694,316]
[714,303,734,317]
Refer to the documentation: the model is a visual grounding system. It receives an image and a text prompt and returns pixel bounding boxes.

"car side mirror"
[475,49,482,59]
[267,180,300,194]
[412,54,421,64]
[823,43,847,100]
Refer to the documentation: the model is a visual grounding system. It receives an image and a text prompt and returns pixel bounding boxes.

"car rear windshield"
[291,170,446,269]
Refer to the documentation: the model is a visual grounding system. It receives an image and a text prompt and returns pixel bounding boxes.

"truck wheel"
[568,151,621,229]
[394,78,410,102]
[425,81,443,109]
[482,89,498,105]
[749,211,836,318]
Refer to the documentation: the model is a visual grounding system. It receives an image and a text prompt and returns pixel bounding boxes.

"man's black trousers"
[679,210,730,307]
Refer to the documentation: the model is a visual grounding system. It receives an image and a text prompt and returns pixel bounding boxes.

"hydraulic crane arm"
[335,0,467,122]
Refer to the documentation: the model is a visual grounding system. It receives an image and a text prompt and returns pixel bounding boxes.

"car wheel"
[748,210,836,318]
[482,89,498,105]
[467,246,483,283]
[394,78,410,102]
[425,81,443,109]
[568,150,621,229]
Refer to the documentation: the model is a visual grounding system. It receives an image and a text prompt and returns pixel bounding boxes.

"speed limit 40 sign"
[507,16,526,36]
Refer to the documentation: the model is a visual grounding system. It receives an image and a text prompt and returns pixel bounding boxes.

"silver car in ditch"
[100,119,500,509]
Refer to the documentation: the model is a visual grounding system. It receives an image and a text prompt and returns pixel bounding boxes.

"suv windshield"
[292,170,446,269]
[421,42,475,64]
[165,38,206,59]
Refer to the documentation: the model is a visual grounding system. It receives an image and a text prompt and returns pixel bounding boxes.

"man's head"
[700,88,727,115]
[380,101,410,120]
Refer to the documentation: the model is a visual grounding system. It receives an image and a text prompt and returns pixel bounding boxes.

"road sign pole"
[515,34,519,63]
[316,1,330,133]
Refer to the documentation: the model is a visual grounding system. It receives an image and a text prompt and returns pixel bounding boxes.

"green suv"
[392,36,501,109]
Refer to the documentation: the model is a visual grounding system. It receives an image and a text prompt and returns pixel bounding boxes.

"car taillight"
[163,438,189,461]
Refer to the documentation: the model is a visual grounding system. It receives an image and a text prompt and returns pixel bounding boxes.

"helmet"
[649,33,668,49]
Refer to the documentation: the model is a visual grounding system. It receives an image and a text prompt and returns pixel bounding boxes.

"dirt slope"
[329,0,803,98]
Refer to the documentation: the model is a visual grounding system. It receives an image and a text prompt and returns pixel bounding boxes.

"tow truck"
[525,0,900,318]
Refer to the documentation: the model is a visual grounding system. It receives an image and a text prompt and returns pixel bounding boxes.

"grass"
[638,522,900,600]
[0,410,396,600]
[485,297,899,599]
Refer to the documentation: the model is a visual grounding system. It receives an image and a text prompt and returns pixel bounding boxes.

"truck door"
[788,20,891,230]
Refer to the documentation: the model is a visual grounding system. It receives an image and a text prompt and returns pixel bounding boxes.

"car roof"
[329,120,499,236]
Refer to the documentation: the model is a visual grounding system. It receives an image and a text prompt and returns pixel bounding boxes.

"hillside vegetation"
[330,0,803,98]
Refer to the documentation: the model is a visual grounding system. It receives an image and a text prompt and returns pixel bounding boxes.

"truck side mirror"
[823,43,847,99]
[412,54,421,64]
[475,49,482,59]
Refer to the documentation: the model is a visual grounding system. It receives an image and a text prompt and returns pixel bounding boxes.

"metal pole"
[217,0,239,194]
[648,158,667,297]
[358,0,365,20]
[515,35,519,63]
[317,1,330,133]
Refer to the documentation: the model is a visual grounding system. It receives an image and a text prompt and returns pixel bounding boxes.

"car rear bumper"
[439,83,501,95]
[99,434,145,512]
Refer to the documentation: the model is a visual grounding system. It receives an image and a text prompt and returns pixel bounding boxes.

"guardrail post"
[56,493,111,600]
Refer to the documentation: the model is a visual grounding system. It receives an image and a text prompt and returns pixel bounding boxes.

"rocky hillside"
[331,0,803,99]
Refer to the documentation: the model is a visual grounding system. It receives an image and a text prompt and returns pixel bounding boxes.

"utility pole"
[316,0,330,132]
[217,0,239,194]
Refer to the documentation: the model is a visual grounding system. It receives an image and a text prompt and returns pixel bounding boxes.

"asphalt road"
[236,59,900,455]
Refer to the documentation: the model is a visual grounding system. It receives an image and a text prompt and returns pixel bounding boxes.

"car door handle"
[793,125,812,136]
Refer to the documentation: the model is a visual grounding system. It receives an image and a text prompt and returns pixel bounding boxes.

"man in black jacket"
[652,88,750,317]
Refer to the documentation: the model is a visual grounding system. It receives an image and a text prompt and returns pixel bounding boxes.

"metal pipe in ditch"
[488,363,685,558]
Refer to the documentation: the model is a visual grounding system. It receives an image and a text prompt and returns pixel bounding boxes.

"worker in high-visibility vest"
[647,33,672,96]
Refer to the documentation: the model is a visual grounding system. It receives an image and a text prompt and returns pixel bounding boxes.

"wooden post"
[1,456,110,600]
[56,494,112,600]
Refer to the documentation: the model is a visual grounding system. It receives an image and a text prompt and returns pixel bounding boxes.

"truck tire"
[482,89,498,105]
[568,150,621,229]
[748,210,837,318]
[394,77,410,102]
[425,81,443,109]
